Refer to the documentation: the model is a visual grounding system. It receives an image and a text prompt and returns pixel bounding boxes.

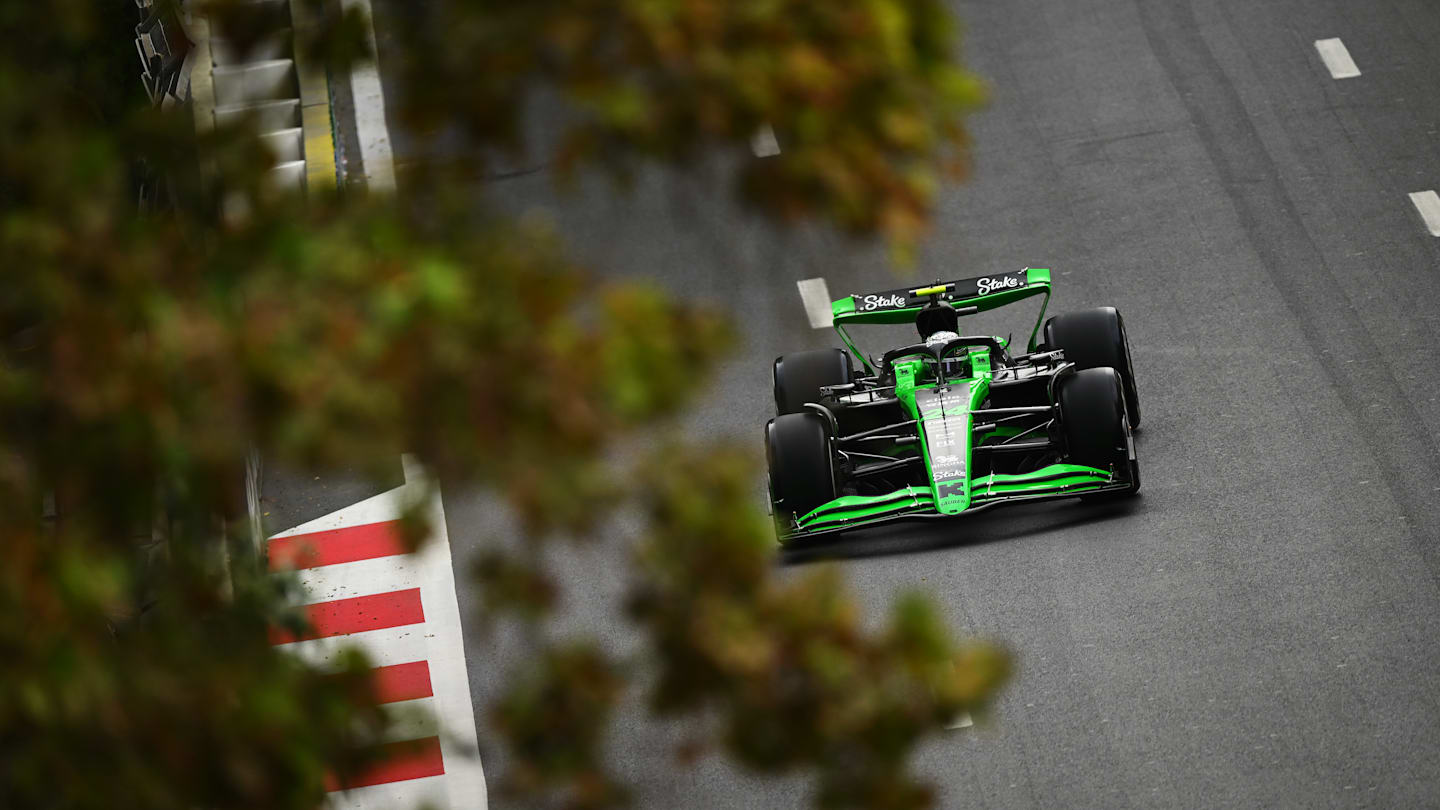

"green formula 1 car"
[766,268,1140,543]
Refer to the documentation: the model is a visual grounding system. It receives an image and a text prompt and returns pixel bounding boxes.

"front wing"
[781,463,1131,543]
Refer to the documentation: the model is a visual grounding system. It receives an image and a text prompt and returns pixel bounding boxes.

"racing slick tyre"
[773,349,853,415]
[1045,307,1141,428]
[1057,367,1139,497]
[766,412,839,536]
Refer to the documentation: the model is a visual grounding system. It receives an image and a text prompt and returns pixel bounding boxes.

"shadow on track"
[778,496,1143,566]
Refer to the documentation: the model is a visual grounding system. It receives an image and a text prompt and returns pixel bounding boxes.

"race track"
[355,0,1440,806]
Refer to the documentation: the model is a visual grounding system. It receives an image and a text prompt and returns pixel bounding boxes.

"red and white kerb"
[267,458,487,810]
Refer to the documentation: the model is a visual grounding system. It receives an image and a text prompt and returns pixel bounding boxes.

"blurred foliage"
[384,0,987,253]
[1,0,1005,808]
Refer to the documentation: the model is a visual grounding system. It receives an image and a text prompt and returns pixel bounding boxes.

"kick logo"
[936,482,967,499]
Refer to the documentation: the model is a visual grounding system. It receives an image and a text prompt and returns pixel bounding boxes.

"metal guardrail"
[134,0,189,106]
[132,0,337,192]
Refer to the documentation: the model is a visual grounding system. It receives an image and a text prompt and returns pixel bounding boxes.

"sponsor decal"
[850,271,1028,312]
[931,451,966,481]
[857,293,908,311]
[976,274,1023,295]
[920,391,970,419]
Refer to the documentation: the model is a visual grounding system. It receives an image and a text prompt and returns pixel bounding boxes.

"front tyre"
[1045,307,1141,428]
[765,412,839,539]
[1058,367,1139,497]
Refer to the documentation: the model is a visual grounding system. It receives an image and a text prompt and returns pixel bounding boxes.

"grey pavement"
[269,0,1440,806]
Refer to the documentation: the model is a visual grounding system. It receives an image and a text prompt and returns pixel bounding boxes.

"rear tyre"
[1045,307,1141,428]
[773,349,853,415]
[766,413,839,538]
[1058,367,1139,497]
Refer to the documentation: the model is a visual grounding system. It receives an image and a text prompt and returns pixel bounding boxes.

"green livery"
[766,269,1141,542]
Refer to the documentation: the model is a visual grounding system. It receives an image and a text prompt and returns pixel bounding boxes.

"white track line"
[796,277,834,329]
[946,712,975,730]
[326,775,448,810]
[379,697,441,742]
[277,623,430,670]
[402,458,487,810]
[292,554,425,603]
[1315,38,1361,79]
[341,0,397,191]
[751,123,781,157]
[1409,191,1440,236]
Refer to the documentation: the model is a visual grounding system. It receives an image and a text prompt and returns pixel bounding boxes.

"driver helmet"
[925,329,961,348]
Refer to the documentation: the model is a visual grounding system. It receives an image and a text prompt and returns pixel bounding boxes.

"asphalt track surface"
[265,0,1440,806]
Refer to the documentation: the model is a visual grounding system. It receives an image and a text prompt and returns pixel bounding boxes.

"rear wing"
[831,268,1053,367]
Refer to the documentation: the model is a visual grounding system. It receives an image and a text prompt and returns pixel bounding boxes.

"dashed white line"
[946,712,975,730]
[1409,190,1440,236]
[796,277,834,329]
[1315,38,1361,79]
[751,123,781,158]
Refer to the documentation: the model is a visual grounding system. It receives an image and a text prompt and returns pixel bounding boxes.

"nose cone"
[915,384,973,514]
